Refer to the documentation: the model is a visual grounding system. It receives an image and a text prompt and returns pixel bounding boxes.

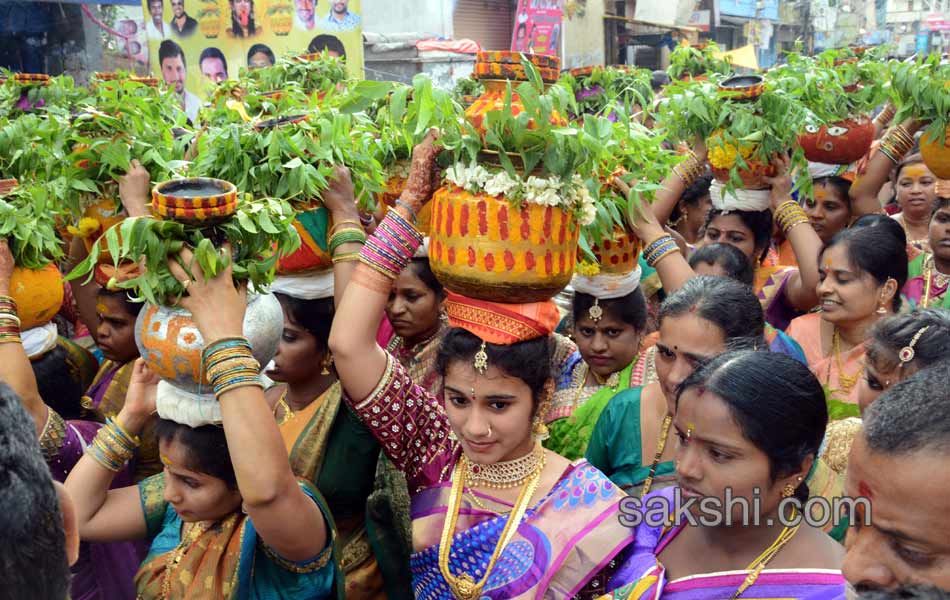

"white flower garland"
[444,161,596,226]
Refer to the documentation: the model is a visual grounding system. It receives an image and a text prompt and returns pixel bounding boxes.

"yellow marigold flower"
[67,217,101,239]
[576,261,601,276]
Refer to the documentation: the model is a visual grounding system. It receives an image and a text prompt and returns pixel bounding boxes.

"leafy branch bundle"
[0,70,88,118]
[657,76,811,195]
[667,42,733,80]
[191,108,384,210]
[440,60,593,183]
[0,184,65,269]
[65,80,189,217]
[67,195,300,304]
[889,54,950,145]
[559,66,653,120]
[770,48,887,124]
[243,53,349,97]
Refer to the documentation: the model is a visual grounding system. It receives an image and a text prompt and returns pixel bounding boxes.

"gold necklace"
[161,520,210,598]
[640,413,673,498]
[922,254,950,308]
[439,454,542,600]
[830,329,863,395]
[731,510,801,599]
[465,442,545,489]
[275,390,294,425]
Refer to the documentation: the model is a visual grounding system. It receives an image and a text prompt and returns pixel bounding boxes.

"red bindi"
[858,481,874,499]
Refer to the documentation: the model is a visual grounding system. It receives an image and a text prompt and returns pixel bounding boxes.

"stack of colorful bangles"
[86,417,140,472]
[672,151,705,187]
[329,219,367,264]
[359,209,424,280]
[203,336,264,397]
[879,124,915,165]
[0,295,21,345]
[643,235,680,268]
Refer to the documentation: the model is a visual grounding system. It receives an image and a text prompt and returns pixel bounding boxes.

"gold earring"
[448,430,457,441]
[876,303,887,315]
[532,417,549,442]
[782,483,796,498]
[321,352,334,375]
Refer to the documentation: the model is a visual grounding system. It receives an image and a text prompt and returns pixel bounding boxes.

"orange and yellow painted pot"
[10,263,64,330]
[429,185,579,303]
[798,115,874,165]
[465,80,567,136]
[920,127,950,179]
[591,229,642,275]
[152,178,238,225]
[135,293,282,394]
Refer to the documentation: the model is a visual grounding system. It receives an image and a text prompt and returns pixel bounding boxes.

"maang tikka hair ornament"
[474,341,488,375]
[588,298,603,322]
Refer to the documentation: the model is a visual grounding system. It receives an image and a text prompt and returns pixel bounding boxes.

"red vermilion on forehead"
[858,480,874,499]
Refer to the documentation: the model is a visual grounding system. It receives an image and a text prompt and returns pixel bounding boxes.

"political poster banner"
[511,0,562,57]
[140,0,362,120]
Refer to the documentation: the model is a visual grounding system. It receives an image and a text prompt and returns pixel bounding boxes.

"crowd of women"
[4,57,950,600]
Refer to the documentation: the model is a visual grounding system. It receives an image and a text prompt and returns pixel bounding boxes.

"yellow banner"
[141,0,363,119]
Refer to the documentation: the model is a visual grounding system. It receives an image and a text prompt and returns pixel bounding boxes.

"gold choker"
[465,442,545,489]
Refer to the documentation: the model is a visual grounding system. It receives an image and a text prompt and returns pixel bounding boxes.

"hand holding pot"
[117,359,159,435]
[0,239,12,295]
[613,175,665,245]
[168,245,247,344]
[321,165,360,221]
[764,153,794,212]
[401,128,442,216]
[118,159,151,218]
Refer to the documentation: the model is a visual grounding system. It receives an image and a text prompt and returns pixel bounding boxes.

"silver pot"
[134,292,282,394]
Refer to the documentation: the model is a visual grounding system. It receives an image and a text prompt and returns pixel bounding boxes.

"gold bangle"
[329,219,363,237]
[332,252,361,264]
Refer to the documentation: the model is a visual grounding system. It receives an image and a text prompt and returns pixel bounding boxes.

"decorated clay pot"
[270,13,292,35]
[718,74,765,101]
[199,13,222,38]
[277,208,333,274]
[10,263,64,330]
[798,115,874,165]
[920,127,950,179]
[152,178,238,225]
[710,161,776,190]
[591,229,643,275]
[466,51,565,135]
[459,94,478,108]
[377,160,411,208]
[92,72,121,84]
[0,178,18,195]
[130,76,160,88]
[81,194,125,256]
[428,185,579,303]
[135,292,282,394]
[12,73,50,86]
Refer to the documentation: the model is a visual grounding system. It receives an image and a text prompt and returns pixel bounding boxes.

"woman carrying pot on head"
[585,275,766,496]
[0,239,144,600]
[903,191,950,310]
[614,176,806,364]
[264,167,413,600]
[787,225,908,417]
[702,156,824,331]
[600,351,846,600]
[543,264,651,460]
[64,248,341,599]
[60,161,160,481]
[377,241,450,397]
[329,133,643,598]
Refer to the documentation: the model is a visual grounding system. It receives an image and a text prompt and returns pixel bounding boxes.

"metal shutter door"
[453,0,516,52]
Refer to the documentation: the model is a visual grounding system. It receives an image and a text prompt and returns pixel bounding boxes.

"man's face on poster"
[162,55,186,94]
[201,57,227,83]
[295,0,315,24]
[332,0,347,15]
[171,0,185,19]
[149,0,164,23]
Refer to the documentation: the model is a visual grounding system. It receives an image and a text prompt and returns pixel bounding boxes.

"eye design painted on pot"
[804,124,820,134]
[827,126,849,137]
